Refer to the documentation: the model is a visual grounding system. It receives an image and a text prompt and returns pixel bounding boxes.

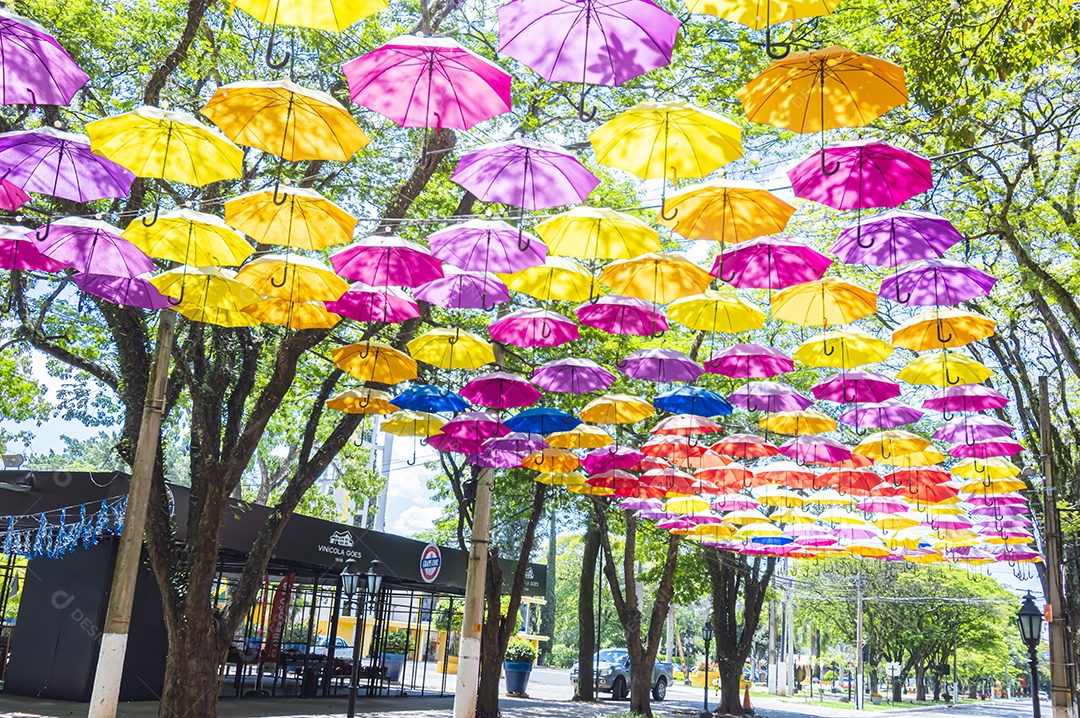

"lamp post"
[345,560,384,718]
[701,621,713,718]
[1017,592,1043,718]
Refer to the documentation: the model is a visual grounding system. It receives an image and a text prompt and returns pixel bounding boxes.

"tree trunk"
[717,661,745,715]
[476,551,503,717]
[932,674,941,701]
[157,625,221,718]
[892,678,903,703]
[575,513,600,701]
[916,665,927,701]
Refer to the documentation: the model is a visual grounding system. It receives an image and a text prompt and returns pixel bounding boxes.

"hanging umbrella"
[711,494,758,512]
[123,210,253,269]
[497,0,680,118]
[224,186,357,251]
[568,483,615,496]
[829,209,963,267]
[811,370,900,404]
[0,179,28,210]
[933,416,1014,445]
[642,436,709,461]
[489,308,579,347]
[414,267,509,310]
[461,371,541,409]
[393,384,469,413]
[599,252,712,304]
[582,445,645,474]
[0,226,65,271]
[236,253,349,302]
[229,0,387,67]
[857,497,909,514]
[949,438,1024,459]
[525,448,582,474]
[407,328,495,370]
[852,430,931,461]
[804,489,856,506]
[922,385,1009,413]
[382,410,447,437]
[536,206,660,260]
[589,101,742,216]
[326,388,399,414]
[32,218,152,277]
[654,386,733,417]
[324,283,420,323]
[580,393,655,424]
[428,219,547,274]
[505,407,582,435]
[838,400,923,430]
[697,462,756,491]
[704,344,793,378]
[331,236,443,288]
[686,0,839,55]
[879,258,997,306]
[652,415,726,436]
[710,433,779,460]
[770,507,817,524]
[73,273,172,310]
[753,485,807,508]
[722,508,771,525]
[617,348,703,382]
[793,328,891,369]
[244,299,341,329]
[728,381,813,413]
[657,179,795,243]
[503,256,598,301]
[332,342,418,384]
[174,305,261,327]
[711,236,832,289]
[532,357,616,394]
[587,470,642,493]
[149,265,260,309]
[770,277,877,327]
[0,10,89,106]
[788,139,932,210]
[892,307,996,351]
[548,425,614,449]
[876,448,946,467]
[576,295,668,336]
[667,289,766,333]
[0,128,135,202]
[485,432,547,455]
[817,467,881,495]
[897,350,992,387]
[442,412,508,441]
[759,410,837,435]
[779,435,852,464]
[643,467,716,496]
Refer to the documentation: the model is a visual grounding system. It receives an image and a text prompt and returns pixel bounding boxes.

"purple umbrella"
[484,432,548,453]
[32,218,153,277]
[0,128,135,202]
[461,371,541,409]
[330,236,443,288]
[933,415,1014,444]
[618,497,663,512]
[414,266,509,310]
[0,179,28,210]
[856,497,909,513]
[576,295,667,336]
[949,438,1024,459]
[711,494,757,512]
[704,343,794,378]
[0,225,63,271]
[830,210,962,267]
[811,370,900,404]
[967,494,1026,507]
[441,411,510,441]
[728,381,812,413]
[0,10,89,106]
[618,348,702,383]
[451,139,599,209]
[711,236,831,289]
[839,400,923,429]
[469,448,529,469]
[324,283,420,323]
[969,504,1029,518]
[780,436,852,464]
[788,139,932,210]
[879,258,997,306]
[582,445,645,474]
[533,357,616,394]
[428,219,547,274]
[73,273,172,310]
[922,385,1009,413]
[490,308,579,347]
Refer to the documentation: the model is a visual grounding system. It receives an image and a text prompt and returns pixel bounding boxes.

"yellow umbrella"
[326,388,400,415]
[579,393,655,424]
[123,210,254,267]
[175,304,261,328]
[568,483,614,496]
[535,471,587,486]
[687,0,839,29]
[224,186,357,250]
[722,508,772,525]
[86,106,243,186]
[758,409,837,435]
[381,411,446,437]
[754,484,806,508]
[547,425,614,449]
[793,328,891,369]
[657,179,795,243]
[845,539,892,558]
[535,207,661,261]
[150,266,261,310]
[235,253,349,302]
[406,328,495,370]
[525,448,581,474]
[770,277,877,327]
[925,528,979,543]
[665,497,712,514]
[891,308,996,351]
[919,504,965,515]
[896,350,993,387]
[853,430,931,461]
[332,342,418,384]
[951,457,1021,480]
[804,489,856,506]
[883,528,925,549]
[874,448,946,467]
[202,79,369,162]
[243,298,341,329]
[687,524,736,541]
[958,478,1026,494]
[667,289,766,333]
[598,252,713,304]
[818,508,868,525]
[770,507,816,524]
[502,257,598,302]
[229,0,386,32]
[873,515,919,530]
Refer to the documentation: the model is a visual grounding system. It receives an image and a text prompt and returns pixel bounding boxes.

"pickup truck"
[570,648,674,701]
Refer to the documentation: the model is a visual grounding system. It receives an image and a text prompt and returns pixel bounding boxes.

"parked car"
[311,635,351,656]
[570,648,674,701]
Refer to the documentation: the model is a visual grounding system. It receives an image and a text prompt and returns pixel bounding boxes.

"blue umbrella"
[654,386,733,417]
[504,407,581,435]
[392,384,469,413]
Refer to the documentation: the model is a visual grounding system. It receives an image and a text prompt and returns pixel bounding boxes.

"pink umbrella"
[461,371,541,409]
[532,357,616,394]
[704,343,794,378]
[966,494,1027,507]
[582,445,645,474]
[948,438,1024,459]
[73,273,172,310]
[617,348,702,383]
[856,497,909,513]
[0,179,28,210]
[489,307,578,347]
[342,36,511,131]
[655,516,698,531]
[0,225,64,271]
[780,436,852,465]
[31,218,153,277]
[839,400,923,429]
[324,283,420,323]
[441,411,510,441]
[427,433,484,454]
[788,139,932,210]
[880,257,997,306]
[728,381,812,412]
[711,494,757,512]
[576,295,667,336]
[451,139,599,210]
[922,385,1009,413]
[928,516,974,531]
[428,219,547,274]
[711,236,831,289]
[811,371,900,404]
[414,266,509,309]
[330,236,443,288]
[933,415,1014,444]
[969,504,1029,517]
[832,527,879,540]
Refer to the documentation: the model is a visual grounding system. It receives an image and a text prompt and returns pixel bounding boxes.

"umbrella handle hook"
[936,322,953,345]
[856,231,876,250]
[142,202,161,228]
[822,339,835,356]
[893,285,911,303]
[964,430,976,447]
[272,180,289,206]
[166,282,186,307]
[820,151,841,177]
[358,396,371,410]
[576,88,597,123]
[265,30,291,70]
[270,263,289,289]
[764,23,792,60]
[540,321,553,339]
[407,445,418,466]
[659,201,679,222]
[357,344,372,360]
[516,226,532,253]
[535,454,545,466]
[880,446,892,460]
[944,368,961,386]
[34,218,52,242]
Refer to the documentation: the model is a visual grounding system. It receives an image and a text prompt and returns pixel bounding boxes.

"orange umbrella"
[710,433,780,459]
[755,461,819,489]
[641,436,709,461]
[817,467,882,496]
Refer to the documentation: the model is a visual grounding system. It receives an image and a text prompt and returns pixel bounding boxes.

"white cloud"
[387,505,444,538]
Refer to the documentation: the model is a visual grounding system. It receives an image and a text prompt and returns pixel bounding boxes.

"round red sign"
[420,543,442,583]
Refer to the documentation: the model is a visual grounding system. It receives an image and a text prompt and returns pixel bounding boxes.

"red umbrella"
[642,467,716,496]
[587,470,641,493]
[710,433,780,460]
[885,466,950,489]
[818,467,882,496]
[754,462,819,490]
[633,456,673,472]
[696,463,756,491]
[674,450,732,470]
[641,436,708,461]
[652,414,726,436]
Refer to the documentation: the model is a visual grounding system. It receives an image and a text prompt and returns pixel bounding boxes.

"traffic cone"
[743,684,753,710]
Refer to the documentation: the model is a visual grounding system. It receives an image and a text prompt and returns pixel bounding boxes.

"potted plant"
[382,629,410,682]
[504,638,537,696]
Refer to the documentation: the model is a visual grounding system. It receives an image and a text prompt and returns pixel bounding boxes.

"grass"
[779,695,986,712]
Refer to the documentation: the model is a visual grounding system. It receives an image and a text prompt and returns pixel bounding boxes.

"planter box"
[438,656,459,675]
[871,696,883,705]
[384,653,406,682]
[504,660,533,695]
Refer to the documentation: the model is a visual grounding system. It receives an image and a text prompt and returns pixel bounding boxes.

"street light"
[701,621,714,718]
[345,560,385,718]
[1017,592,1043,718]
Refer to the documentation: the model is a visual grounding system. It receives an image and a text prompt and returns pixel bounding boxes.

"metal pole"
[1031,645,1043,718]
[1038,377,1076,718]
[702,632,710,718]
[88,311,176,718]
[452,467,493,718]
[348,589,365,718]
[855,575,864,711]
[953,645,958,706]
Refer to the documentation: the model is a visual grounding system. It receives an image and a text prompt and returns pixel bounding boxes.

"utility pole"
[785,588,795,696]
[453,466,493,718]
[1039,376,1078,718]
[88,311,176,718]
[767,600,777,694]
[855,574,864,711]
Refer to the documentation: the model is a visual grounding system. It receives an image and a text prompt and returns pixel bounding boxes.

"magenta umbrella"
[330,236,443,288]
[948,438,1024,459]
[711,494,757,512]
[967,494,1027,507]
[0,179,28,210]
[788,139,932,210]
[582,445,644,474]
[576,295,667,336]
[780,436,852,464]
[711,236,831,289]
[532,357,615,394]
[452,139,599,209]
[441,411,510,441]
[428,219,547,274]
[728,381,812,412]
[74,273,172,310]
[618,348,702,383]
[430,434,522,468]
[830,210,963,267]
[324,283,420,323]
[0,225,63,271]
[490,307,579,347]
[414,266,509,310]
[969,504,1029,518]
[811,371,900,404]
[0,10,89,106]
[839,400,923,429]
[0,128,135,202]
[31,218,153,277]
[879,258,997,306]
[484,432,548,453]
[461,371,541,409]
[856,497,909,513]
[923,385,1009,413]
[618,497,663,512]
[933,415,1014,444]
[704,343,793,378]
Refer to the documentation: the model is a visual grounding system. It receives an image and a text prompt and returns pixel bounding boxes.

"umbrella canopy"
[949,438,1025,459]
[830,209,964,267]
[922,385,1009,413]
[32,218,152,277]
[811,370,900,404]
[897,350,993,387]
[654,386,733,417]
[0,10,88,106]
[805,489,856,506]
[686,0,838,29]
[642,436,709,461]
[780,435,852,464]
[489,308,579,347]
[658,179,795,243]
[332,342,418,384]
[617,348,703,383]
[235,253,349,302]
[532,357,616,394]
[224,186,357,251]
[934,416,1015,444]
[879,258,998,306]
[771,277,877,327]
[0,226,65,271]
[382,411,447,437]
[599,252,713,304]
[839,400,923,429]
[667,289,766,333]
[429,219,547,274]
[548,425,614,449]
[754,461,819,489]
[414,267,509,310]
[793,328,892,369]
[711,236,832,289]
[853,430,931,461]
[652,414,725,436]
[149,266,259,312]
[393,384,469,413]
[451,139,599,210]
[123,210,253,267]
[324,283,419,323]
[73,274,171,310]
[580,393,655,424]
[505,407,582,435]
[728,381,813,413]
[442,412,509,441]
[704,343,793,378]
[0,179,28,209]
[503,256,597,301]
[710,433,779,460]
[230,0,387,31]
[342,35,511,130]
[759,409,837,435]
[524,448,581,474]
[577,295,668,336]
[582,445,645,474]
[461,371,541,409]
[892,308,996,351]
[485,432,547,454]
[817,467,881,495]
[0,128,135,202]
[407,328,495,370]
[325,388,399,415]
[243,299,341,329]
[754,485,807,508]
[331,235,443,288]
[536,206,660,260]
[788,139,932,210]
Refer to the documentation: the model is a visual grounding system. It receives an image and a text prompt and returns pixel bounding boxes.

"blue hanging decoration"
[2,516,13,555]
[112,496,127,535]
[31,512,49,557]
[92,499,110,545]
